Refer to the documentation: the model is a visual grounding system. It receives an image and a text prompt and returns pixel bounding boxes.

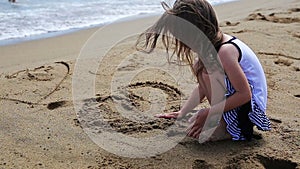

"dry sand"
[0,0,300,168]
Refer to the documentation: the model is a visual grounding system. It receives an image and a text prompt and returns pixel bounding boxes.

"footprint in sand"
[192,159,215,169]
[47,100,72,110]
[225,154,298,169]
[274,58,294,67]
[288,8,300,13]
[269,118,282,124]
[246,8,300,24]
[258,52,300,68]
[256,155,298,169]
[293,67,300,72]
[90,156,132,169]
[220,21,240,27]
[291,32,300,39]
[294,94,300,99]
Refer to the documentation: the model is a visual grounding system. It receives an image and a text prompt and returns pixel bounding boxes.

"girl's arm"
[179,85,206,117]
[214,43,252,112]
[156,84,205,119]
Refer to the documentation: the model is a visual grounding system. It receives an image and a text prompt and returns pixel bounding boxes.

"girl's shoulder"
[218,42,240,62]
[218,36,242,62]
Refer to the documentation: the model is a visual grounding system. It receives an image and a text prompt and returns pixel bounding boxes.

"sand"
[0,0,300,168]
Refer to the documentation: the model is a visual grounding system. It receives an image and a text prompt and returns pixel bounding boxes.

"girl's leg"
[209,118,232,141]
[198,71,231,141]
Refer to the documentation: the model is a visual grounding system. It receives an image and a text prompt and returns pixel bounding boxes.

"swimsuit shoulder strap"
[217,36,242,62]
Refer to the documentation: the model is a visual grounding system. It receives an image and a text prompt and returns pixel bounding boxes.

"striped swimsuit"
[219,37,271,140]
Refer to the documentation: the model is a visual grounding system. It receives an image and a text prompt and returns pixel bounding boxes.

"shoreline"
[0,14,161,73]
[0,0,292,48]
[0,0,290,72]
[0,13,161,47]
[0,0,238,47]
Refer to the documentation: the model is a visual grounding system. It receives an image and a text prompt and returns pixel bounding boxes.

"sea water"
[0,0,236,45]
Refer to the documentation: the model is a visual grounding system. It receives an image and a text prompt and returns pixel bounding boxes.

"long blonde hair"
[136,0,223,79]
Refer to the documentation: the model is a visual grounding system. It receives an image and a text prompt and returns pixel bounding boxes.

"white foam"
[0,0,236,45]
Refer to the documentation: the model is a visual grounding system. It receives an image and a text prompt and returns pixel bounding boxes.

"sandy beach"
[1,0,300,168]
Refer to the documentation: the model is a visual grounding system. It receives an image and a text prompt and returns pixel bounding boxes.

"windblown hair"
[136,0,223,79]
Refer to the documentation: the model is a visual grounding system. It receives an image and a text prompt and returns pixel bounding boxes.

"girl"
[136,0,271,141]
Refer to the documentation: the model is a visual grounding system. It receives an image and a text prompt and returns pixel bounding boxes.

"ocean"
[0,0,236,45]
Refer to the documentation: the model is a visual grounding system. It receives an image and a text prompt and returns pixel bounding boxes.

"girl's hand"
[186,108,209,139]
[154,111,184,119]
